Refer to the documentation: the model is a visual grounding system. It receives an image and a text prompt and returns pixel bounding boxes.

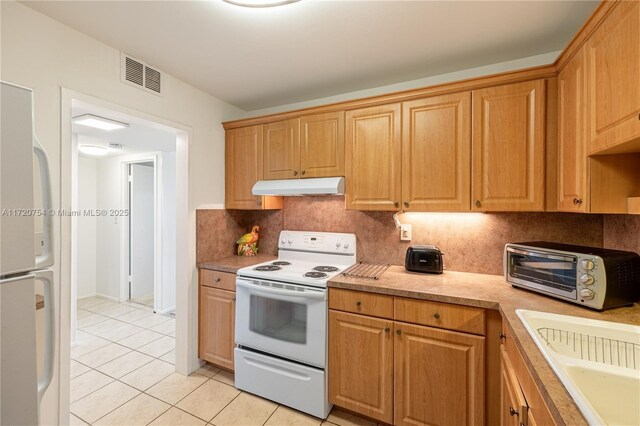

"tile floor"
[71,296,379,426]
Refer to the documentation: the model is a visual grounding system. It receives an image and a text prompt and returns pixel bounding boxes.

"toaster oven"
[504,242,640,310]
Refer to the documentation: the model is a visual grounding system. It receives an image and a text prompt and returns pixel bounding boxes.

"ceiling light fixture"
[78,145,109,156]
[73,114,129,131]
[222,0,300,8]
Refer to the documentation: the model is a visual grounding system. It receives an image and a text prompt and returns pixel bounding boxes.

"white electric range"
[234,230,356,419]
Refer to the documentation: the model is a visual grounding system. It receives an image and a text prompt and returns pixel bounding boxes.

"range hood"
[252,177,345,196]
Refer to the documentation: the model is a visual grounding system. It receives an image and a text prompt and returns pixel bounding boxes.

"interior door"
[129,163,155,304]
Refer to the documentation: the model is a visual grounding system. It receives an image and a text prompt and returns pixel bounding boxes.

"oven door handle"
[506,247,576,262]
[236,279,327,300]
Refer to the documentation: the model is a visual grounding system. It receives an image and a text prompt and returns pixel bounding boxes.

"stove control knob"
[288,238,293,244]
[579,288,595,300]
[343,242,349,249]
[581,259,595,271]
[579,274,595,286]
[281,238,287,244]
[336,241,341,248]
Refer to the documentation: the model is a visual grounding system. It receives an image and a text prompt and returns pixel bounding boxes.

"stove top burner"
[272,261,291,266]
[304,271,328,279]
[313,266,339,273]
[254,265,282,272]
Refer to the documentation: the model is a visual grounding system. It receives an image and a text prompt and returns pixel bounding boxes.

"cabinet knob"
[509,407,519,417]
[256,199,262,206]
[433,313,440,320]
[403,201,409,208]
[394,201,399,208]
[215,278,221,283]
[293,170,298,176]
[573,197,583,205]
[475,200,481,208]
[499,332,507,340]
[384,328,390,334]
[396,329,402,335]
[301,170,306,175]
[355,301,362,307]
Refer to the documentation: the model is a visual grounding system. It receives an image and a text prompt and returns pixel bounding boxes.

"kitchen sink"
[516,309,640,426]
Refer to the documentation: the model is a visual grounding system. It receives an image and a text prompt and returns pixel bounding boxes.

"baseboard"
[77,293,97,300]
[94,292,119,302]
[156,306,176,315]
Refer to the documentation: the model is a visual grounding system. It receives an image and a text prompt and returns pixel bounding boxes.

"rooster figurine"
[236,225,260,256]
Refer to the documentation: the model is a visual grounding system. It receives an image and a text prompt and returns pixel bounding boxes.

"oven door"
[506,247,578,300]
[235,278,327,368]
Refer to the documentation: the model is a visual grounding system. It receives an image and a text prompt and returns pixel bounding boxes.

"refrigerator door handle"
[35,270,54,401]
[34,138,54,268]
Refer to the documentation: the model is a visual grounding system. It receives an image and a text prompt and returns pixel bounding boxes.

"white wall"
[1,3,245,420]
[245,50,560,117]
[76,155,97,299]
[95,155,123,300]
[130,164,155,301]
[161,152,177,313]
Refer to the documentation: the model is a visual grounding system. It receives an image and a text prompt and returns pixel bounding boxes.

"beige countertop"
[197,254,277,274]
[329,266,640,426]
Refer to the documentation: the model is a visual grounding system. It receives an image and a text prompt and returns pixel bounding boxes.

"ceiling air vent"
[121,53,163,96]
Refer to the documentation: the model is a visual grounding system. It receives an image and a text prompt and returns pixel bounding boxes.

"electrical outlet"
[400,224,412,241]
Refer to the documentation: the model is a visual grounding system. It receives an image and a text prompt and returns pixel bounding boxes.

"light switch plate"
[400,224,412,241]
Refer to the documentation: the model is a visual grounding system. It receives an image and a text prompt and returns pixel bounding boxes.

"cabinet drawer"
[200,269,236,291]
[394,298,485,335]
[329,288,394,319]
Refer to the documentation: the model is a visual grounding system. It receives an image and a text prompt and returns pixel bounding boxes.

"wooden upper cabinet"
[300,111,345,178]
[345,104,402,211]
[329,310,394,424]
[402,92,471,211]
[226,125,262,210]
[394,322,484,426]
[472,80,546,211]
[586,0,640,154]
[225,125,282,210]
[263,118,300,180]
[558,47,588,212]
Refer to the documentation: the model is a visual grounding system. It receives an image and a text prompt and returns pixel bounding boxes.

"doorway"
[127,161,155,308]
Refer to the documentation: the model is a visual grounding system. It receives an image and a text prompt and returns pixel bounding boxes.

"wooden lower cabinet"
[329,307,485,426]
[199,286,235,371]
[500,346,528,426]
[329,311,394,424]
[395,322,485,426]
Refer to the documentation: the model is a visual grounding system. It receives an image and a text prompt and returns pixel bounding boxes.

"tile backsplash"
[197,197,638,276]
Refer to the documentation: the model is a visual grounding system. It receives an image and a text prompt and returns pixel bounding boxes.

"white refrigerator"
[1,81,56,425]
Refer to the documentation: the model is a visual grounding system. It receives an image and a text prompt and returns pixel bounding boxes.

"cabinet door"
[300,111,345,178]
[472,80,546,211]
[394,322,484,426]
[199,286,235,371]
[328,310,394,424]
[500,345,528,426]
[263,118,300,180]
[225,125,264,210]
[558,47,588,212]
[587,1,640,153]
[402,92,471,211]
[345,104,402,211]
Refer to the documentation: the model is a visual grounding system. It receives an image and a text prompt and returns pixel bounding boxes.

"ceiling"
[25,1,598,111]
[73,100,176,158]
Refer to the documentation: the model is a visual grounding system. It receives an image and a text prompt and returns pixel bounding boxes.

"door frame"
[61,87,194,425]
[120,155,163,313]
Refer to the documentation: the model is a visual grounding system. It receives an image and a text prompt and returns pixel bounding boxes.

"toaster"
[405,245,444,274]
